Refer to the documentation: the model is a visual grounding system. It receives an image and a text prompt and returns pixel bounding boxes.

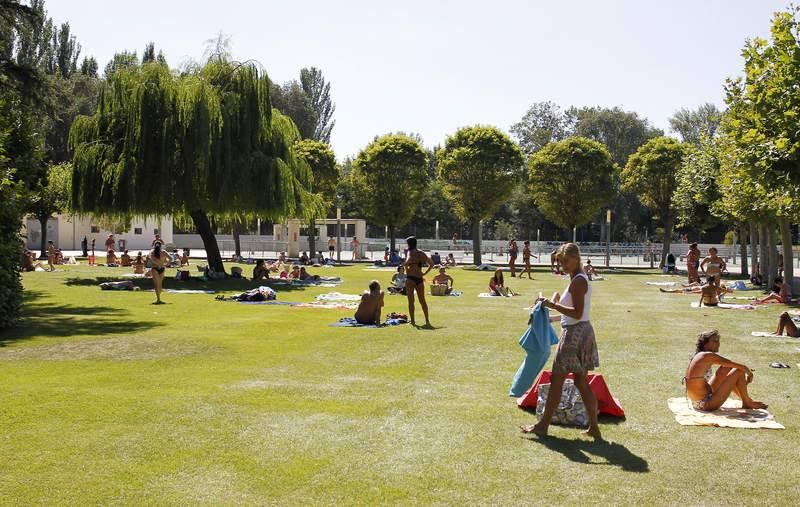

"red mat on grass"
[517,371,625,417]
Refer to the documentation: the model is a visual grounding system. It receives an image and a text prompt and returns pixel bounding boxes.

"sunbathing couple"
[252,260,319,282]
[389,265,453,295]
[684,330,766,411]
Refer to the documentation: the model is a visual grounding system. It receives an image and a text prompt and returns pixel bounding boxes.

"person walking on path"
[404,236,434,327]
[521,243,601,439]
[149,242,169,304]
[508,238,519,277]
[521,240,537,279]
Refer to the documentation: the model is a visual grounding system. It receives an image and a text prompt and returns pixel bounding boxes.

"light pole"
[605,209,611,268]
[336,207,341,265]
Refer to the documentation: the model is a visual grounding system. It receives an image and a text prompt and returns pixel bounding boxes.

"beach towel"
[329,317,408,328]
[667,397,784,429]
[690,302,756,310]
[478,292,514,298]
[315,292,362,302]
[237,300,299,305]
[750,331,798,338]
[164,289,216,294]
[518,371,625,417]
[509,302,559,397]
[294,302,358,310]
[646,281,678,286]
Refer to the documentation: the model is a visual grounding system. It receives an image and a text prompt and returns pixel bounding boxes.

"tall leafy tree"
[69,59,319,273]
[669,103,722,146]
[510,101,572,156]
[300,67,335,144]
[270,80,317,140]
[622,137,687,268]
[27,161,69,256]
[351,134,428,251]
[293,139,338,254]
[528,137,618,235]
[438,126,524,265]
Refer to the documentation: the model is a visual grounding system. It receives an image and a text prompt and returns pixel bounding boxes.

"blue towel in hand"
[509,301,559,397]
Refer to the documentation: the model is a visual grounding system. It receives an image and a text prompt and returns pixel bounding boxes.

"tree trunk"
[308,218,316,258]
[660,217,674,269]
[759,223,768,287]
[738,223,748,277]
[232,220,242,257]
[749,221,758,278]
[472,220,482,266]
[389,224,396,254]
[780,217,794,292]
[191,209,225,274]
[39,215,48,259]
[768,223,778,285]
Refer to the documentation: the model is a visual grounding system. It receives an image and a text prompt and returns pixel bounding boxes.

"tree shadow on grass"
[0,290,163,347]
[525,434,649,473]
[62,275,312,293]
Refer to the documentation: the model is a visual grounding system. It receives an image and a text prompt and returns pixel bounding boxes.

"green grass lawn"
[1,262,799,504]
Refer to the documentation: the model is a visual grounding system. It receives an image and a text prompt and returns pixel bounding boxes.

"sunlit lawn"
[1,262,798,504]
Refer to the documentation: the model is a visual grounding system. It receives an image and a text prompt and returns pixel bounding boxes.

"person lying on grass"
[698,276,730,307]
[432,266,454,295]
[683,329,766,411]
[354,280,384,325]
[774,311,800,337]
[298,267,320,281]
[755,276,792,304]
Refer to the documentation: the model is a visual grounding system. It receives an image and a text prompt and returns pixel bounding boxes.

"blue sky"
[51,0,792,159]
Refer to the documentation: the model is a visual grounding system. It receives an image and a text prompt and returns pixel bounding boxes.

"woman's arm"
[423,253,434,275]
[699,257,709,272]
[546,277,586,319]
[709,353,753,380]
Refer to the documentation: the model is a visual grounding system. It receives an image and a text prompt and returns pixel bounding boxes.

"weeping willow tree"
[69,59,319,273]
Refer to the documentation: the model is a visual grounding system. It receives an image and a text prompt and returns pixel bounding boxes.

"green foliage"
[673,137,724,231]
[669,103,722,145]
[527,136,618,230]
[509,101,571,155]
[28,161,70,220]
[270,80,317,140]
[293,139,338,207]
[719,6,800,223]
[570,106,663,168]
[0,167,22,329]
[300,67,335,143]
[622,137,686,221]
[351,134,428,237]
[437,125,524,222]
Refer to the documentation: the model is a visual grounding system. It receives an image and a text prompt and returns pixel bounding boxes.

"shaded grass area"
[0,263,798,504]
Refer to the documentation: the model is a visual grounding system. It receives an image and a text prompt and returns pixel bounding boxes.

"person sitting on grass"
[22,250,44,271]
[388,265,407,295]
[683,330,766,411]
[354,280,384,325]
[106,249,119,267]
[489,268,511,296]
[252,259,270,281]
[755,276,792,304]
[444,253,456,267]
[432,266,454,294]
[774,311,800,337]
[299,251,309,265]
[583,259,597,281]
[298,266,320,281]
[133,252,145,275]
[287,265,301,279]
[698,276,730,307]
[120,250,132,267]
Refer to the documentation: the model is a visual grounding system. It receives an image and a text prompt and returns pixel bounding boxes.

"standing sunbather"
[354,280,384,325]
[46,240,56,271]
[700,247,726,286]
[404,236,433,327]
[521,240,537,279]
[583,259,596,281]
[774,311,800,337]
[149,242,169,304]
[683,330,766,411]
[508,238,519,277]
[686,243,701,284]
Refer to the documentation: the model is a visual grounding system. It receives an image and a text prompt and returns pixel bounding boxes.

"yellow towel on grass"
[667,397,784,429]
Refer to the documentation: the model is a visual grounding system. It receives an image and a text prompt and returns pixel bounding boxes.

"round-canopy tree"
[69,59,318,273]
[437,125,524,265]
[351,134,428,252]
[293,139,338,255]
[621,136,686,268]
[527,137,618,237]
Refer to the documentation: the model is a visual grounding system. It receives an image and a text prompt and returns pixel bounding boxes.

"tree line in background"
[2,1,800,328]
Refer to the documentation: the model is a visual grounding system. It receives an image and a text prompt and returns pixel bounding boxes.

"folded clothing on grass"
[667,397,784,429]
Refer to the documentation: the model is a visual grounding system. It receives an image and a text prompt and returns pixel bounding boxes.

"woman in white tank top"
[521,243,601,439]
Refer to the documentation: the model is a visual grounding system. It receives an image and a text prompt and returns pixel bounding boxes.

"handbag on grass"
[535,379,588,426]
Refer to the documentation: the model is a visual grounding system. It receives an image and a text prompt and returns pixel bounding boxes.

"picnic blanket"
[315,292,362,302]
[667,397,784,429]
[518,371,625,417]
[690,302,756,310]
[329,317,408,328]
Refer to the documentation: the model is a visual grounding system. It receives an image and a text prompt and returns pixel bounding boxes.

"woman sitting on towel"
[133,252,145,275]
[120,250,132,267]
[521,242,601,438]
[683,330,766,411]
[252,259,270,281]
[432,266,454,295]
[388,265,407,295]
[698,276,730,307]
[755,276,792,304]
[354,280,384,325]
[444,253,456,267]
[489,269,510,296]
[774,311,800,337]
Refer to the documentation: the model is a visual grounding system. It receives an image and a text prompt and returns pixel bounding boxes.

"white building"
[24,214,173,252]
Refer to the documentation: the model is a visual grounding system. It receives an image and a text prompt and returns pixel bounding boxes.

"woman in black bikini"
[404,236,434,327]
[150,242,169,304]
[683,330,765,411]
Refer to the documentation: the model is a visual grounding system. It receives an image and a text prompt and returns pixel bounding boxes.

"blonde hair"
[556,243,581,264]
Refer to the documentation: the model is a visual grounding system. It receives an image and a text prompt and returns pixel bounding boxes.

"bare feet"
[742,400,768,410]
[582,427,602,439]
[520,422,548,435]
